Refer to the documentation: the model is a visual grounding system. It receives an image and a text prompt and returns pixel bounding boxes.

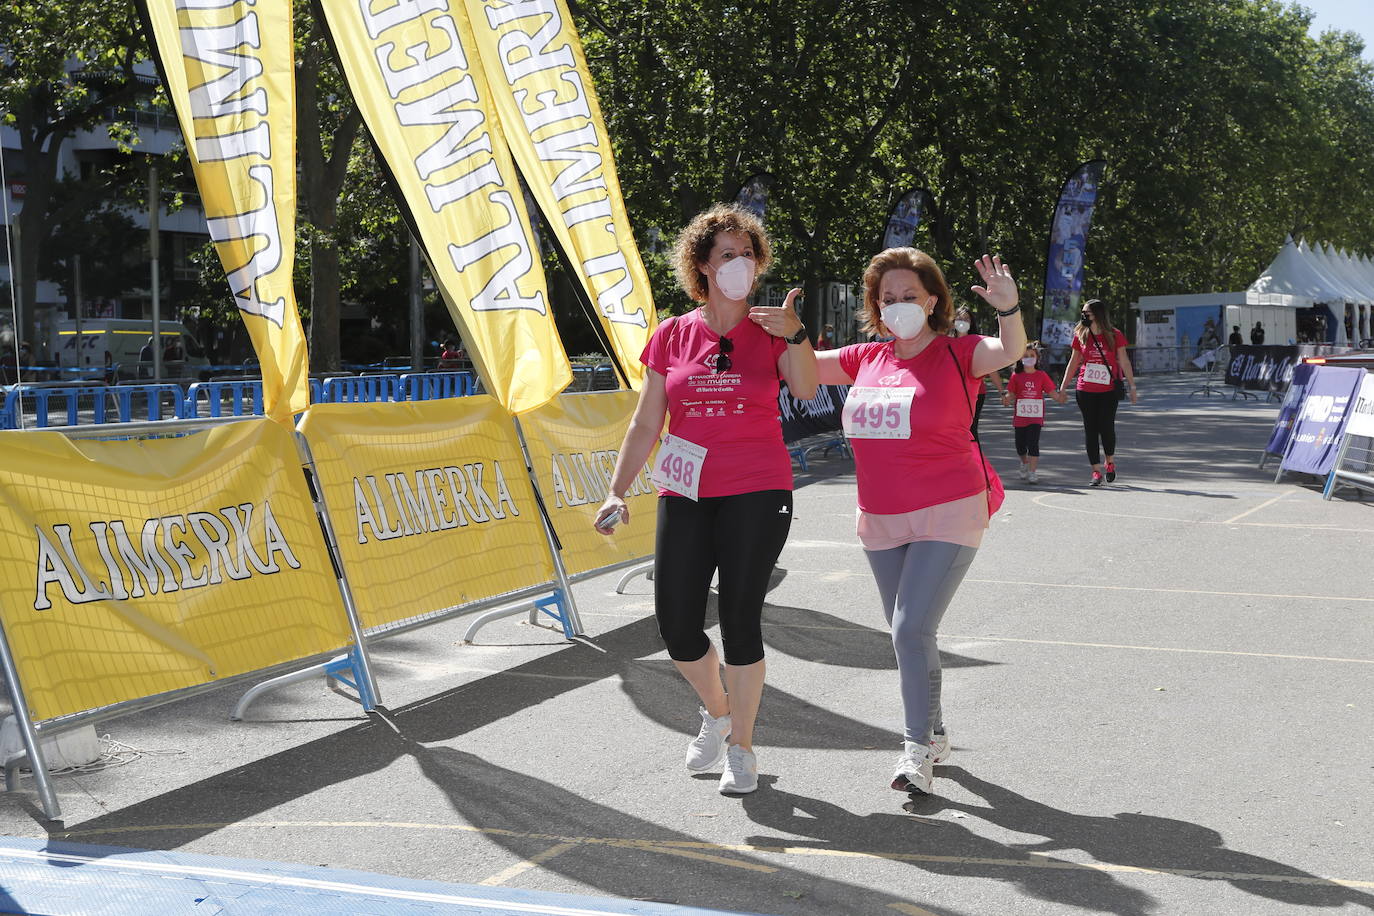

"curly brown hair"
[672,204,773,303]
[859,247,954,337]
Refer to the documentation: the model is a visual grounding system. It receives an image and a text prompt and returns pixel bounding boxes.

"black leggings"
[654,490,793,666]
[1014,424,1042,457]
[972,391,987,439]
[1075,390,1119,464]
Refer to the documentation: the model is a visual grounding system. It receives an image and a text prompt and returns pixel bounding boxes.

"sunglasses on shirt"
[714,335,734,373]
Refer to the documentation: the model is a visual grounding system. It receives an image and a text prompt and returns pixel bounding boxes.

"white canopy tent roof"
[1313,242,1371,305]
[1248,237,1348,303]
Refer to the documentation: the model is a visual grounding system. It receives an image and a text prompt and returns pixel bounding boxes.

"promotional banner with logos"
[1280,366,1366,475]
[779,383,849,444]
[297,398,556,630]
[1225,345,1299,392]
[518,392,657,577]
[0,421,349,722]
[732,173,772,220]
[139,0,309,425]
[464,0,657,390]
[1040,160,1107,350]
[881,188,933,250]
[1263,362,1316,457]
[320,1,571,413]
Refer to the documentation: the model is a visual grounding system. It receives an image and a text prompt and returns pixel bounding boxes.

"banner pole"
[293,431,382,707]
[512,416,585,637]
[0,615,61,821]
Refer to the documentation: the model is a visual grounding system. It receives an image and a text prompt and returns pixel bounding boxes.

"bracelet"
[995,305,1021,318]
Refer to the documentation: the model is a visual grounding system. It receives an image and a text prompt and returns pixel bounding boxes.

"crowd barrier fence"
[0,417,379,822]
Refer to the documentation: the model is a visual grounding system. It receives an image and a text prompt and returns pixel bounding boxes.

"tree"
[0,2,150,352]
[295,2,363,372]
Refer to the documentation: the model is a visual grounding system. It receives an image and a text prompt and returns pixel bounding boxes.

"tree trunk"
[14,125,65,359]
[308,221,342,372]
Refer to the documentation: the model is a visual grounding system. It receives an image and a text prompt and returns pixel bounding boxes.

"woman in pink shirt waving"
[814,247,1025,796]
[593,204,818,796]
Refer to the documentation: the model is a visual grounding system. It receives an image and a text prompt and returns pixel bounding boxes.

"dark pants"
[1075,390,1119,464]
[971,391,987,439]
[1014,424,1043,457]
[654,490,793,666]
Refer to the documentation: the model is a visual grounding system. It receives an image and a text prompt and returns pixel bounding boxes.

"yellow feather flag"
[139,0,309,424]
[461,0,658,389]
[319,2,572,413]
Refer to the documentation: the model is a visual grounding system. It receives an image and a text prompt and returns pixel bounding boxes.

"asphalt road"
[2,375,1371,915]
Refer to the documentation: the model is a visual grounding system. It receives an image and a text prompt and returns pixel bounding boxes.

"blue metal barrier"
[188,379,265,418]
[401,370,474,401]
[320,374,402,404]
[0,384,187,429]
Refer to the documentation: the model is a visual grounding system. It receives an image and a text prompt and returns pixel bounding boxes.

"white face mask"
[953,319,971,334]
[1022,356,1037,368]
[880,302,928,339]
[710,257,755,300]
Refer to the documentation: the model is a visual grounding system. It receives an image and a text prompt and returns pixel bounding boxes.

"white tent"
[1315,242,1370,305]
[1247,237,1368,345]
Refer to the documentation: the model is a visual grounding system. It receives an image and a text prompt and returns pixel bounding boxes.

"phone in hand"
[597,507,624,531]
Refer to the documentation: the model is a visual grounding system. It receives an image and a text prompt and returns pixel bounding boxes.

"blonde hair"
[860,247,954,337]
[672,204,773,303]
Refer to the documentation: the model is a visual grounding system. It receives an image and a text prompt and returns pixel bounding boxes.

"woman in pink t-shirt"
[593,204,817,796]
[1058,298,1138,486]
[814,247,1025,796]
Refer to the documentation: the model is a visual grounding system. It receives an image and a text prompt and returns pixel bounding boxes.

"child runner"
[1002,342,1064,483]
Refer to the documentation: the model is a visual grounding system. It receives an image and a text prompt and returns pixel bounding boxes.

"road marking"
[888,903,941,916]
[964,577,1374,605]
[480,842,578,887]
[58,821,773,874]
[943,634,1374,665]
[1221,491,1288,525]
[1030,493,1374,533]
[52,821,1374,889]
[0,845,641,914]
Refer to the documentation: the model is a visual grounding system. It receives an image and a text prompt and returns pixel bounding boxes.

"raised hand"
[970,255,1018,312]
[749,287,806,339]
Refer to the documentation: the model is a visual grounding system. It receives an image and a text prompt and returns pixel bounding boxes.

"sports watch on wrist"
[785,326,808,345]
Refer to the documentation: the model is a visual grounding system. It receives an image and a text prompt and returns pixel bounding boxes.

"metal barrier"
[400,370,475,401]
[0,417,379,822]
[187,379,265,418]
[320,374,403,403]
[0,384,187,429]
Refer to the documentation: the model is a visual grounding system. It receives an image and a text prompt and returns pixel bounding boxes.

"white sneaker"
[1017,463,1029,480]
[1027,470,1039,484]
[719,744,759,795]
[891,741,934,794]
[685,707,731,772]
[930,730,951,765]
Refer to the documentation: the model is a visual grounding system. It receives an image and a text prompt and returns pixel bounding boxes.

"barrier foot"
[231,655,354,721]
[615,561,655,595]
[534,592,577,640]
[461,596,549,644]
[324,648,377,711]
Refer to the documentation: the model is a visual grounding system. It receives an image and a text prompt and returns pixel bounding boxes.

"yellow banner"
[462,0,657,389]
[298,397,556,630]
[319,2,572,413]
[519,391,657,577]
[141,0,309,424]
[0,422,351,723]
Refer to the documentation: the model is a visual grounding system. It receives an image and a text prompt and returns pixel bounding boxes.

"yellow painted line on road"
[1030,493,1374,533]
[943,633,1374,665]
[54,820,1374,889]
[1221,491,1288,525]
[479,842,578,886]
[888,903,941,916]
[964,577,1374,605]
[58,821,773,874]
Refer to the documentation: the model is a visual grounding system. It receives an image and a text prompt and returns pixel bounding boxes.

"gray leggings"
[865,540,978,744]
